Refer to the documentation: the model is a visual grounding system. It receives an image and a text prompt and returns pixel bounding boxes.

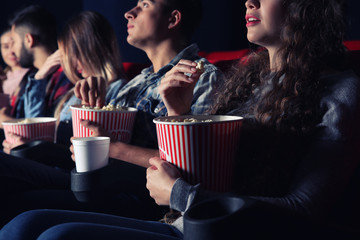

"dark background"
[1,0,359,64]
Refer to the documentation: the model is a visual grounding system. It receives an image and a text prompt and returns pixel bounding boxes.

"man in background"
[4,5,72,120]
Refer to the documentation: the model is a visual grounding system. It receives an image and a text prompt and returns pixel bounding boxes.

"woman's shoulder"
[318,70,360,141]
[106,78,128,102]
[320,69,360,104]
[108,78,128,89]
[320,69,359,87]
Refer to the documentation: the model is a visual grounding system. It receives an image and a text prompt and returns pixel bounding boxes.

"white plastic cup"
[72,137,110,172]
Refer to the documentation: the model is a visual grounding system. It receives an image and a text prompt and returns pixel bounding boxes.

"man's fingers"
[79,120,95,129]
[174,60,197,73]
[79,120,106,137]
[178,59,197,66]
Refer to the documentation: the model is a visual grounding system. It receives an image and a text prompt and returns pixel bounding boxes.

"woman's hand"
[2,133,28,154]
[34,50,61,80]
[74,76,107,107]
[159,59,202,116]
[146,157,181,205]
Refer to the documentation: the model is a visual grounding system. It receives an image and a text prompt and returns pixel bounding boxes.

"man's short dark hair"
[9,5,57,51]
[163,0,202,42]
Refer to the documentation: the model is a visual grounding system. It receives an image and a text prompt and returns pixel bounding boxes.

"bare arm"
[70,120,159,168]
[109,142,159,168]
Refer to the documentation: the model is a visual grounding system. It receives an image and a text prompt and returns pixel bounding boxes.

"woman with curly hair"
[158,0,360,211]
[1,0,359,239]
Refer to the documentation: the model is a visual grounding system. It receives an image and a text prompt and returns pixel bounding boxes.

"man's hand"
[159,59,202,116]
[146,157,181,205]
[69,120,113,161]
[74,76,107,107]
[34,50,61,80]
[79,120,114,140]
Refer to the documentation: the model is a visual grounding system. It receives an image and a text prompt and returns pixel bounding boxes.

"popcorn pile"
[17,119,33,124]
[163,117,213,123]
[81,103,126,111]
[195,61,205,73]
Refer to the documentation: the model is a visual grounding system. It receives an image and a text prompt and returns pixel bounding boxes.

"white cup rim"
[72,137,110,145]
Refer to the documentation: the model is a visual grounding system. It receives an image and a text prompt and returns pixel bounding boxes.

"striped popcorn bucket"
[153,115,243,192]
[70,105,137,143]
[2,117,57,144]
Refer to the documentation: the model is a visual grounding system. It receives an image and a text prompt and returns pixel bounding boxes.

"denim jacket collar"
[140,43,200,77]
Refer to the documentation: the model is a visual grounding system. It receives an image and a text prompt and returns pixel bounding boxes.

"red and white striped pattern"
[71,107,137,143]
[3,121,56,144]
[155,118,243,192]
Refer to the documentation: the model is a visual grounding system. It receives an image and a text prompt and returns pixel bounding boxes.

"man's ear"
[168,10,181,29]
[24,33,35,48]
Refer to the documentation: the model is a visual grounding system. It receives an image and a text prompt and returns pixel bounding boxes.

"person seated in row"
[0,27,31,109]
[1,0,358,239]
[0,27,33,145]
[0,5,73,125]
[0,0,223,227]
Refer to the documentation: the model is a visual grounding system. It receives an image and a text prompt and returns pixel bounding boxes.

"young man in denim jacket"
[74,0,224,168]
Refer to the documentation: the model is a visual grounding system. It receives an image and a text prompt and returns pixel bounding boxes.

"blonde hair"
[54,11,126,121]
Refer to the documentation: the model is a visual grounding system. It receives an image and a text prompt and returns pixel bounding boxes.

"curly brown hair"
[211,0,347,136]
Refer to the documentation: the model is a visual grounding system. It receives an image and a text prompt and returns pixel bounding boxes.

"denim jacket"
[23,69,73,118]
[112,44,224,148]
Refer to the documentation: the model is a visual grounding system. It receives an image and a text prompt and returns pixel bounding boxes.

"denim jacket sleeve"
[170,178,216,233]
[190,59,223,115]
[169,178,200,233]
[23,74,48,118]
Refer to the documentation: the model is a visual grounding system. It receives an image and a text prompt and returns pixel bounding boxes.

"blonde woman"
[54,10,127,147]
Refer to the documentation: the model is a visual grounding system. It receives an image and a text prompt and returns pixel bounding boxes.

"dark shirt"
[170,70,360,232]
